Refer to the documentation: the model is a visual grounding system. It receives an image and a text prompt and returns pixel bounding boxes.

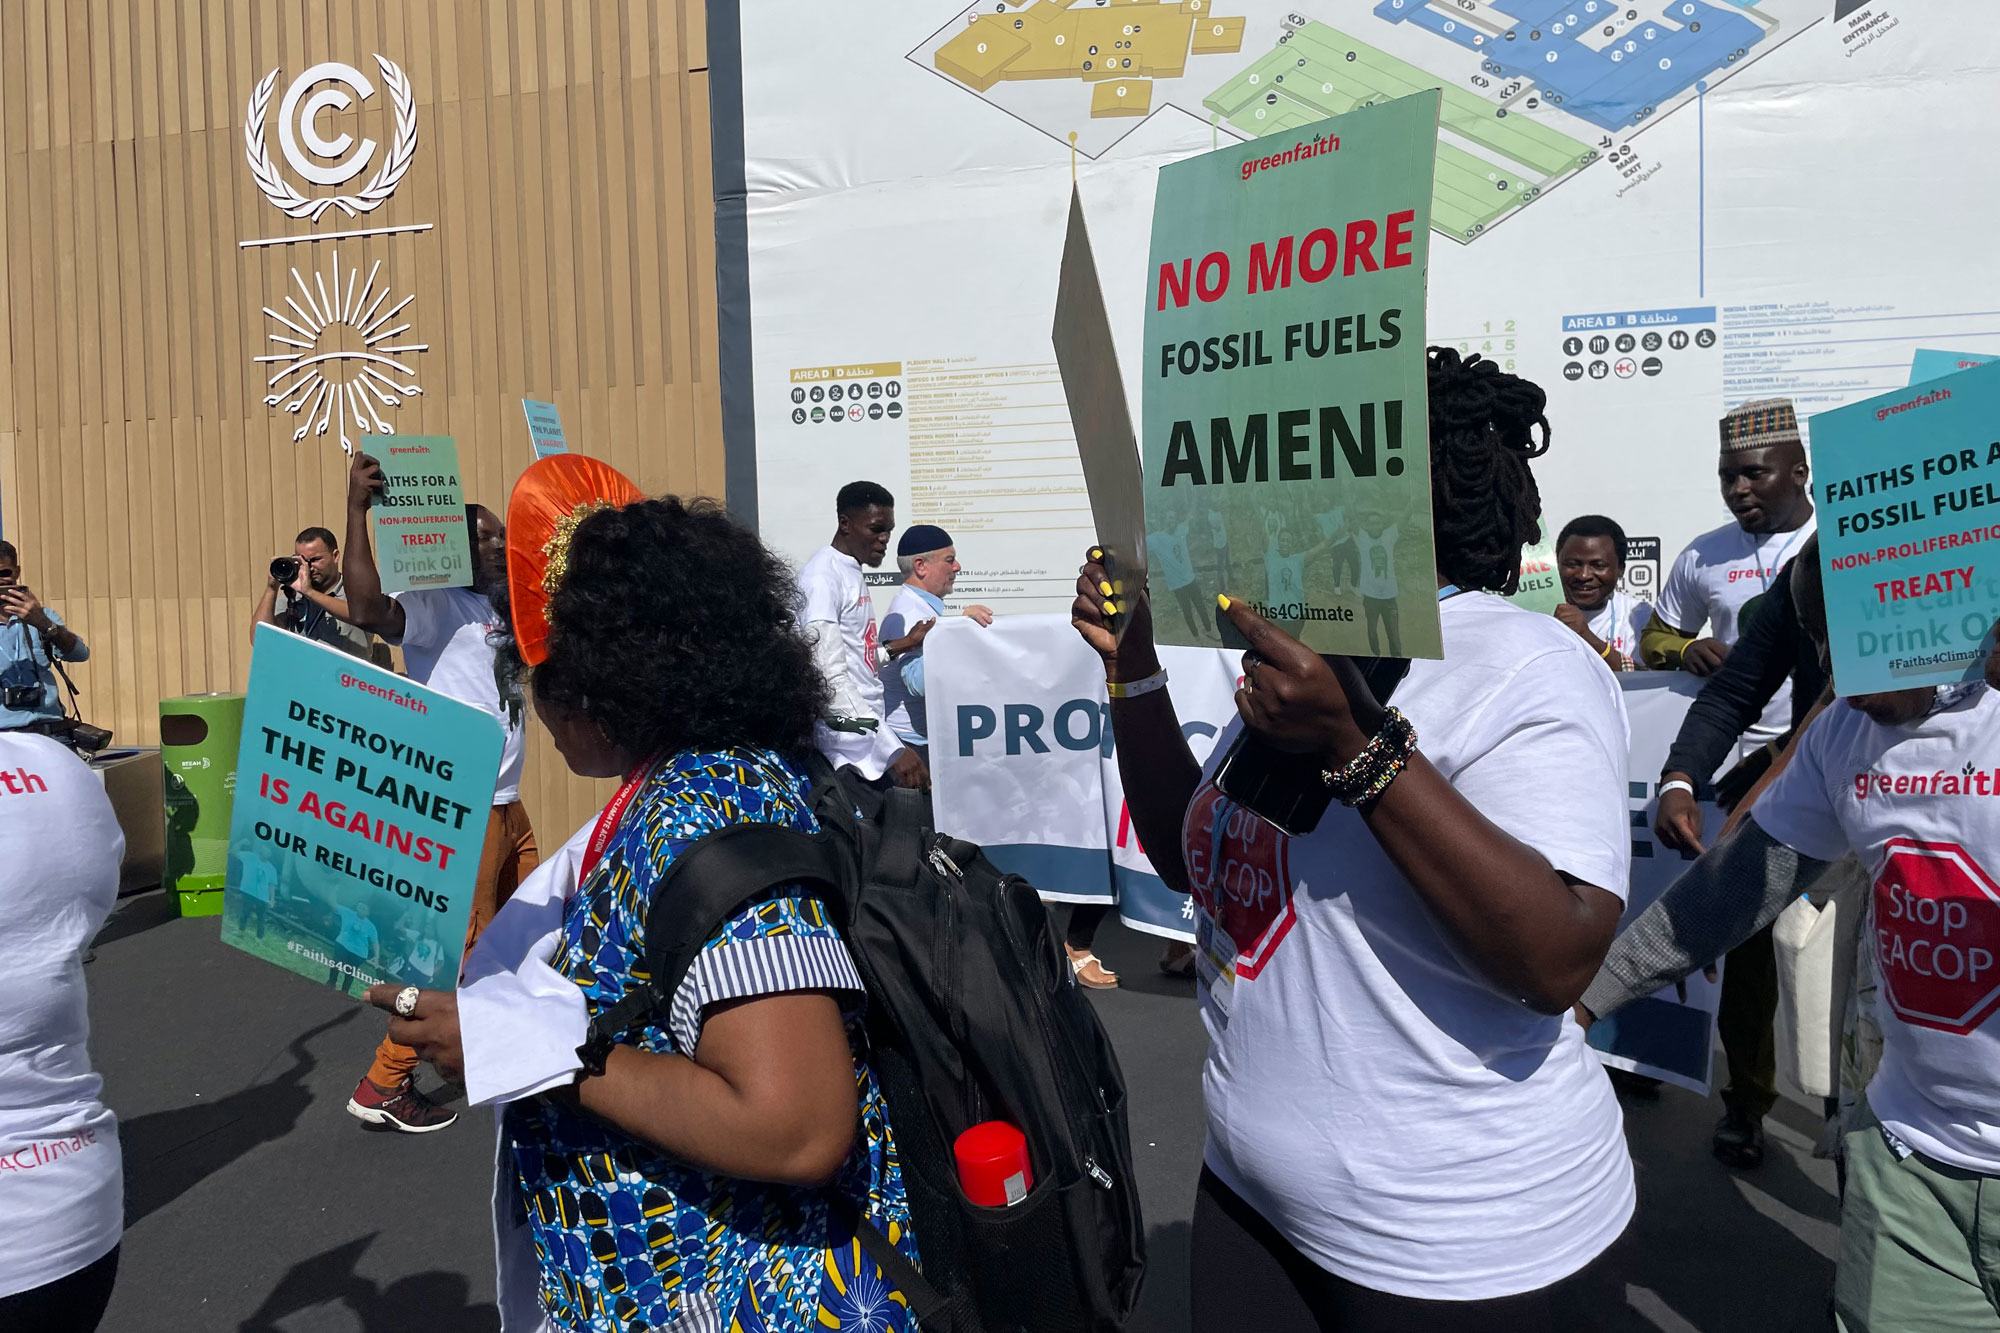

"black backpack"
[577,757,1146,1332]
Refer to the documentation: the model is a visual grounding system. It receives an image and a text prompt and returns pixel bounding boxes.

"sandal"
[1064,944,1119,990]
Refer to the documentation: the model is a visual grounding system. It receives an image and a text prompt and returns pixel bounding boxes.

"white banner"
[930,615,1726,1090]
[738,3,1999,626]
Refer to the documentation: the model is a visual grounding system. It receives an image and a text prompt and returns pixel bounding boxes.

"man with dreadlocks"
[330,449,541,1135]
[1072,348,1634,1328]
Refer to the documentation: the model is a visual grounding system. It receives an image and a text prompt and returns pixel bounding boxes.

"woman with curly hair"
[372,476,919,1333]
[1072,348,1636,1329]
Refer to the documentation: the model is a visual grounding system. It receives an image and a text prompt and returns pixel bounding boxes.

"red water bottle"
[954,1121,1033,1207]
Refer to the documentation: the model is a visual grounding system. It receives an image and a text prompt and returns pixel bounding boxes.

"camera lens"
[271,556,301,583]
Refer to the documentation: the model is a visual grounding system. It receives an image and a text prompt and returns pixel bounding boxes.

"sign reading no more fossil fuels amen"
[222,626,504,997]
[1142,91,1441,656]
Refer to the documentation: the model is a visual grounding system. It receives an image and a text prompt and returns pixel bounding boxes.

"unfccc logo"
[244,57,417,221]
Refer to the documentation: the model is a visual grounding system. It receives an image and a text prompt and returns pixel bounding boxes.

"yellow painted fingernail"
[1089,547,1104,560]
[1103,601,1118,616]
[1217,594,1231,610]
[1099,581,1113,596]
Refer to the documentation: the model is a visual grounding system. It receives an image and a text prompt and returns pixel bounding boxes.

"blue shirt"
[880,586,945,747]
[333,906,378,958]
[0,610,86,731]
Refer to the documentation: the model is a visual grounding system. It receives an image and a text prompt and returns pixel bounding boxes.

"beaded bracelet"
[1318,707,1418,809]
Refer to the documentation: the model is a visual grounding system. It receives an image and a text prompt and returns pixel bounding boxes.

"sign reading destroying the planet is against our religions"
[1141,90,1440,656]
[221,626,503,997]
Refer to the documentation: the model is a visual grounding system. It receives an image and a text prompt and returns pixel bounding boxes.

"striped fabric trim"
[667,911,865,1055]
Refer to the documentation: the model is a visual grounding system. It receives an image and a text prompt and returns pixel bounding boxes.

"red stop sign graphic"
[1874,837,2000,1036]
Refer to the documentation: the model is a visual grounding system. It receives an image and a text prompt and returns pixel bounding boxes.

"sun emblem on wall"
[255,250,428,455]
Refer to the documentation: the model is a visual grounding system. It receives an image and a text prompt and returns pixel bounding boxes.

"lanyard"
[578,755,660,883]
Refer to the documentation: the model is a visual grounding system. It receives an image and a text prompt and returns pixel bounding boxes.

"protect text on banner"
[220,625,503,997]
[370,435,472,593]
[1808,361,2000,695]
[1142,91,1440,657]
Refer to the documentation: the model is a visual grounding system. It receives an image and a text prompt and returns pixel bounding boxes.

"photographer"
[251,527,372,660]
[0,541,89,734]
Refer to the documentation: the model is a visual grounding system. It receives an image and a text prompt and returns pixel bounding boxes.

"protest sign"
[221,625,502,997]
[930,615,1722,1091]
[1141,92,1439,656]
[1809,362,2000,695]
[1507,527,1562,616]
[1053,187,1148,643]
[1911,349,1996,384]
[926,615,1237,936]
[370,436,471,593]
[522,399,569,459]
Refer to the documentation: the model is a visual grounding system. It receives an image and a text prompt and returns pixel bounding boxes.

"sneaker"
[346,1077,458,1134]
[1711,1106,1765,1169]
[1158,941,1197,979]
[1064,945,1119,990]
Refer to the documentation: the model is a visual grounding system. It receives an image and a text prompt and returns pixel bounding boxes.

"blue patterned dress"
[502,747,919,1332]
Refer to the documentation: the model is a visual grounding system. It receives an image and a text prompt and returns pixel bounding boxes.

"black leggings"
[1064,903,1109,952]
[1191,1168,1626,1331]
[0,1244,119,1332]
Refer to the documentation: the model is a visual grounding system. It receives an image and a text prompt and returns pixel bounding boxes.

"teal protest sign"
[1142,91,1440,656]
[1809,361,2000,695]
[1911,349,1996,385]
[371,435,471,593]
[221,625,502,996]
[522,398,569,459]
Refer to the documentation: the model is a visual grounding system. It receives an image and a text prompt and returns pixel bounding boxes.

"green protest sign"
[221,625,502,996]
[371,435,471,593]
[1507,526,1562,615]
[1142,91,1440,656]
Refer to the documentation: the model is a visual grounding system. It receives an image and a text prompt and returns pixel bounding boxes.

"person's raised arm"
[1222,598,1623,1014]
[340,451,405,639]
[1073,548,1201,894]
[1655,564,1801,852]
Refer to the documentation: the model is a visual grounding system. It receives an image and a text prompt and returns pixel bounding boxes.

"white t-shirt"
[393,587,525,806]
[1652,517,1816,737]
[1751,686,2000,1174]
[1587,590,1654,660]
[1189,594,1636,1299]
[1151,523,1196,591]
[1354,525,1399,601]
[0,734,124,1297]
[798,546,901,779]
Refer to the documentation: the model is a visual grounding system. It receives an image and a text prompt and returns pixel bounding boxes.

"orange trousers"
[364,800,540,1090]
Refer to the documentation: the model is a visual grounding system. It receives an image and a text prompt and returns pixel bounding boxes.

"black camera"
[3,682,44,710]
[271,556,302,585]
[19,716,111,753]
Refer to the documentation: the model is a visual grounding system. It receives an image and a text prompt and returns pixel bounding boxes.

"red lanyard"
[578,756,659,883]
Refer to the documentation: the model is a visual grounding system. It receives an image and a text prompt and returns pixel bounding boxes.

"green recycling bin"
[160,692,245,917]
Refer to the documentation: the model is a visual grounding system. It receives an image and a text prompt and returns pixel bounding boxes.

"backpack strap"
[874,786,931,891]
[575,822,847,1075]
[830,1202,962,1328]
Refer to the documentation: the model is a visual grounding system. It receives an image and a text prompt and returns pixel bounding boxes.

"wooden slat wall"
[0,0,723,840]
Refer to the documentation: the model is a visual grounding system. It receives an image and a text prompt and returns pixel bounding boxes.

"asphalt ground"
[87,895,1839,1332]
